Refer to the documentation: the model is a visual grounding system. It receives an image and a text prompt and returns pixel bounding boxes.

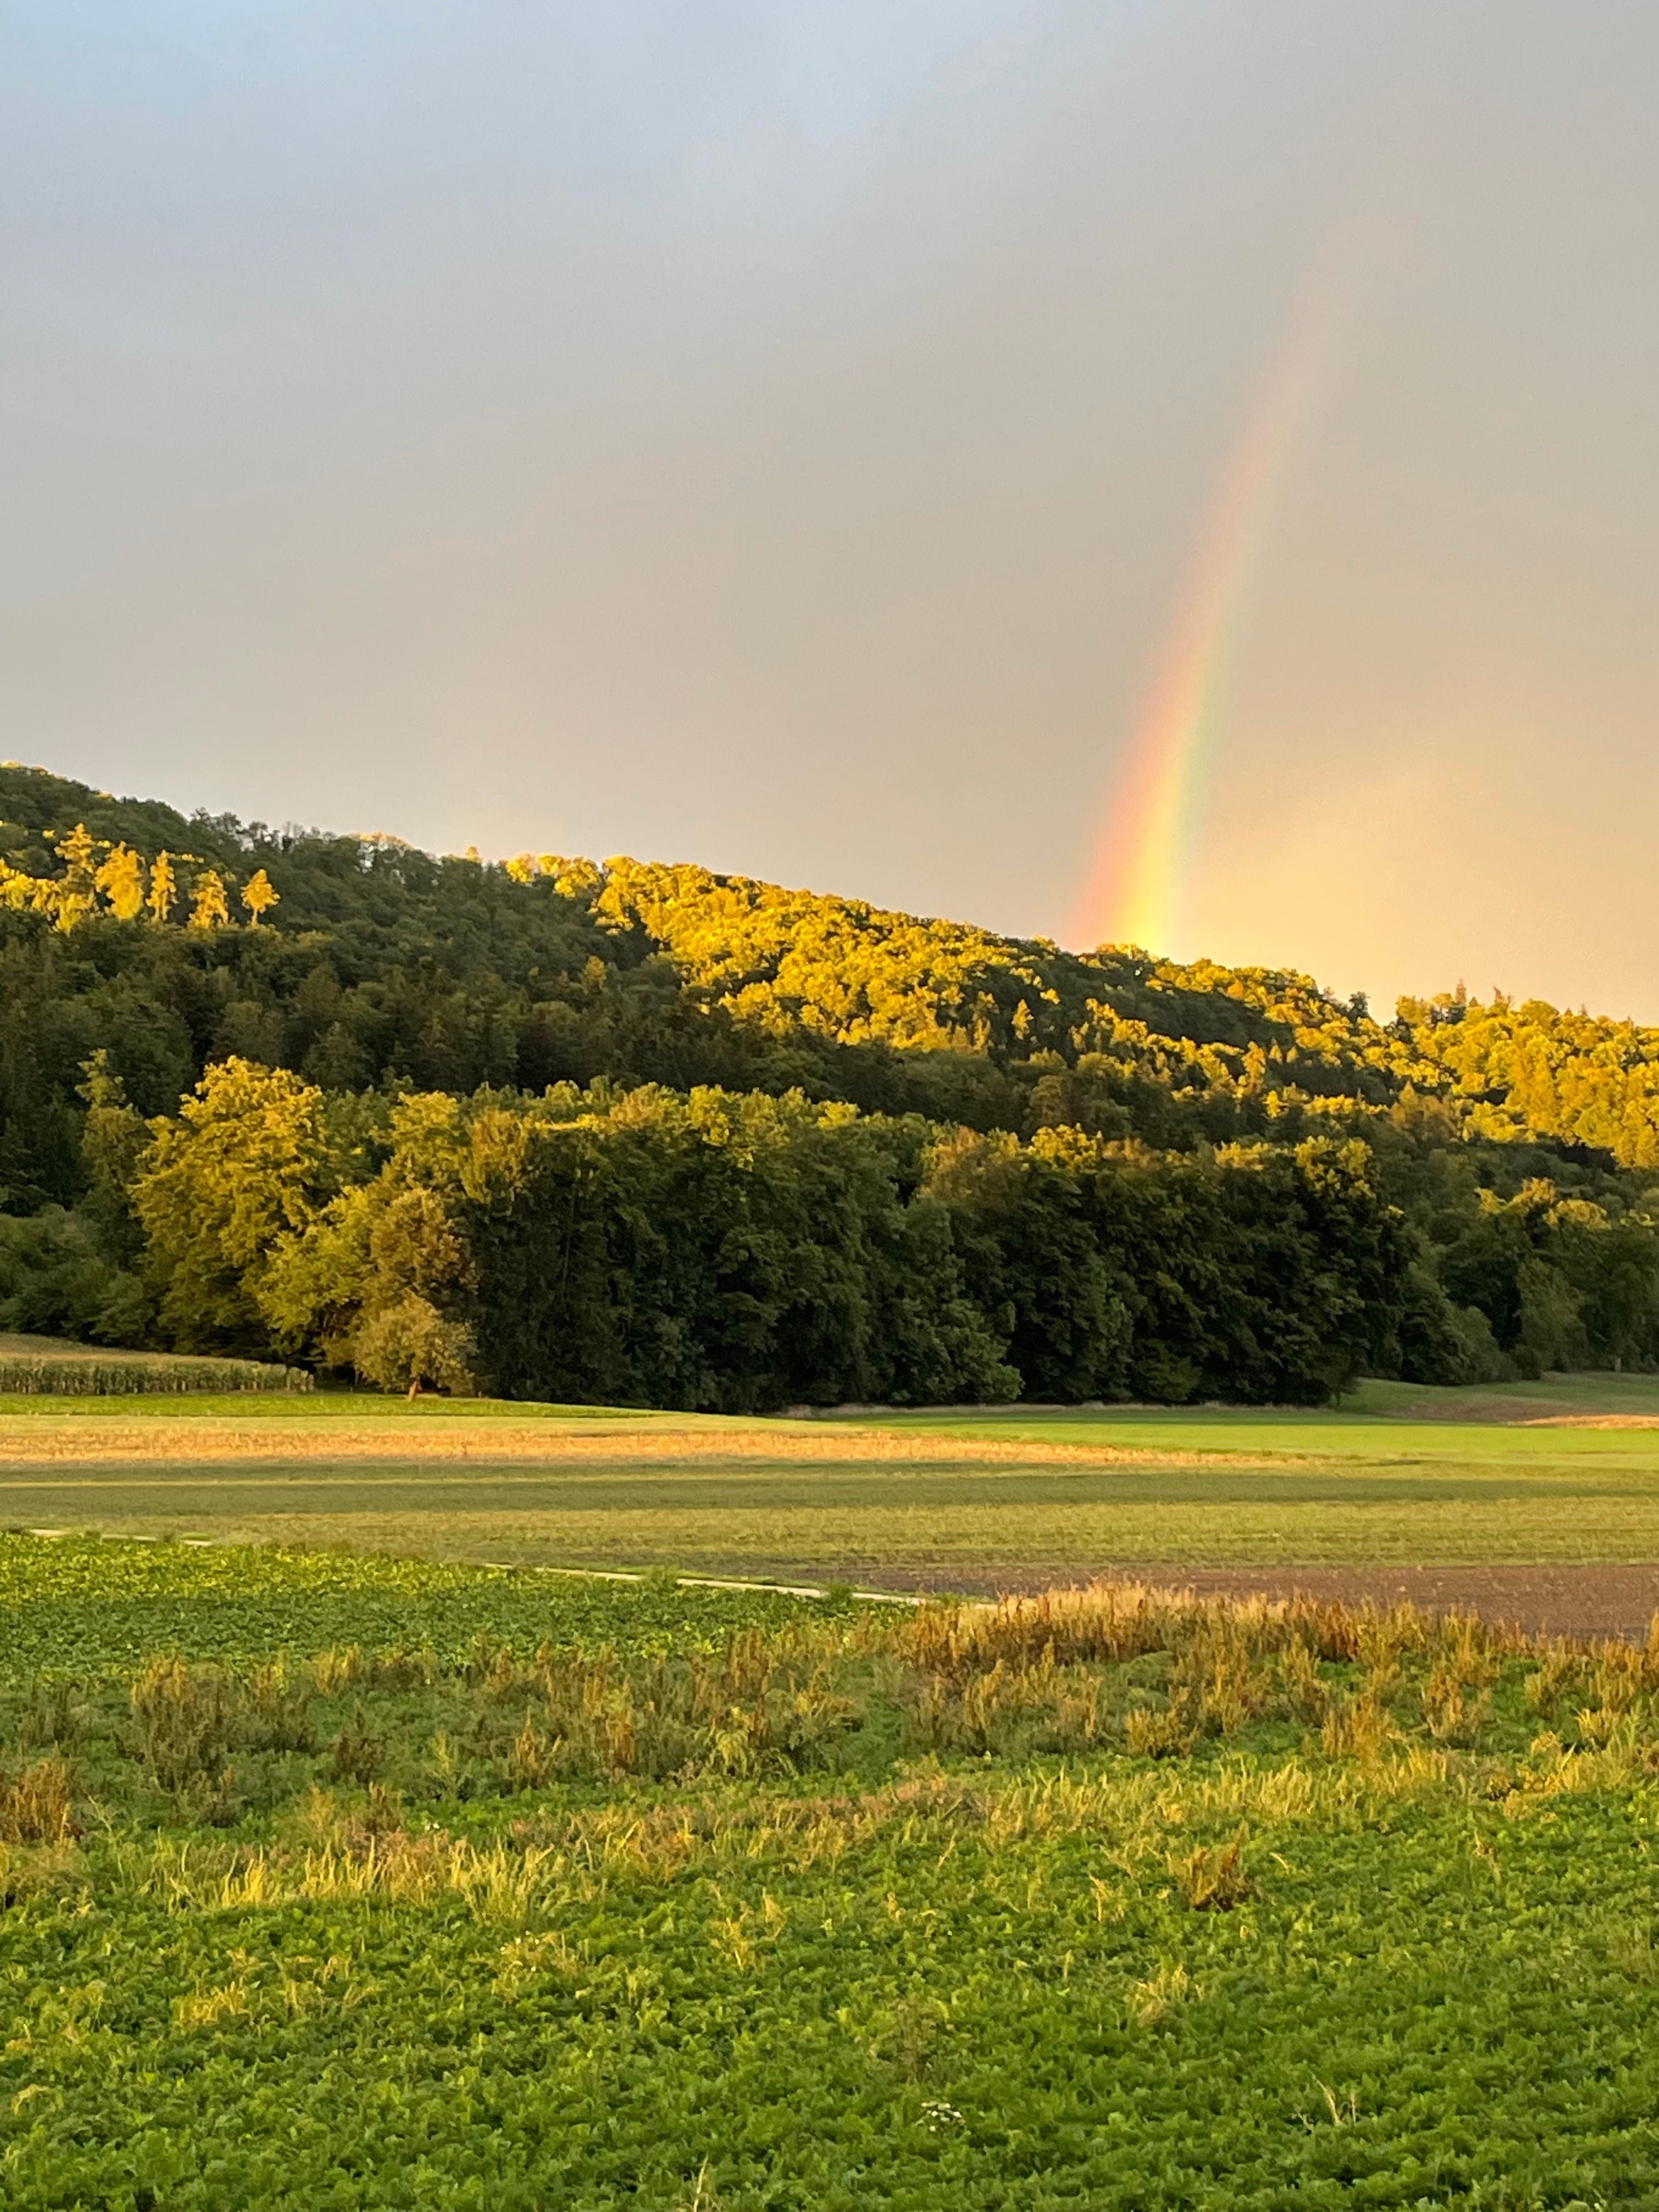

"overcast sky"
[4,3,1657,1016]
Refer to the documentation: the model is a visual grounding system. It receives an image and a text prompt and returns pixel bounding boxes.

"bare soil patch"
[843,1562,1659,1641]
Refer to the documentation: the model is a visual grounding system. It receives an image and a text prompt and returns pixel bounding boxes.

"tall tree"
[241,868,280,925]
[132,1059,331,1350]
[188,870,231,930]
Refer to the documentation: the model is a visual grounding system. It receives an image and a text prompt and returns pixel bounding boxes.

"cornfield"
[0,1336,311,1395]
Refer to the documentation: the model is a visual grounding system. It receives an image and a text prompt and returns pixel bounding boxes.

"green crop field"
[0,1375,1655,1588]
[3,1532,1659,2206]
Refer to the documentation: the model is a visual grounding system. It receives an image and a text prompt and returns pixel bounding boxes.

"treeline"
[0,760,1657,1400]
[30,1060,1446,1408]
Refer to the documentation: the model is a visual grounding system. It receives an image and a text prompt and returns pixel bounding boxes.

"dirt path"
[843,1563,1659,1641]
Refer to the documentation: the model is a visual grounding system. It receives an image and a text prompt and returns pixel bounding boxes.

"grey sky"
[4,3,1657,1015]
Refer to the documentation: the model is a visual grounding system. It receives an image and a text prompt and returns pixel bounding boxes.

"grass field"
[5,1533,1659,2206]
[0,1375,1656,1589]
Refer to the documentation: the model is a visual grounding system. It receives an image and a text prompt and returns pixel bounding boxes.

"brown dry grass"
[1522,1416,1659,1430]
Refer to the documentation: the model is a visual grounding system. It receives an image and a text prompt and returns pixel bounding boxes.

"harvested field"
[0,1414,1293,1470]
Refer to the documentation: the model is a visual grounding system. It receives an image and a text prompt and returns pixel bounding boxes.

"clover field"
[2,1534,1659,2208]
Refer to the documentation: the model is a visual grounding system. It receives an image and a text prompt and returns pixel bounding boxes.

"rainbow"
[1065,283,1339,956]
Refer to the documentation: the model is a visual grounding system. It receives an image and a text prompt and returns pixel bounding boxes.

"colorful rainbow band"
[1066,280,1339,955]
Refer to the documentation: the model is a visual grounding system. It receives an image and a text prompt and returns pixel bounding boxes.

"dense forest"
[2,759,1657,1406]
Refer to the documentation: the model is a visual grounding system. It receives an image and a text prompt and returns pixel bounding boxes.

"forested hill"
[5,757,1654,1153]
[2,758,1657,1405]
